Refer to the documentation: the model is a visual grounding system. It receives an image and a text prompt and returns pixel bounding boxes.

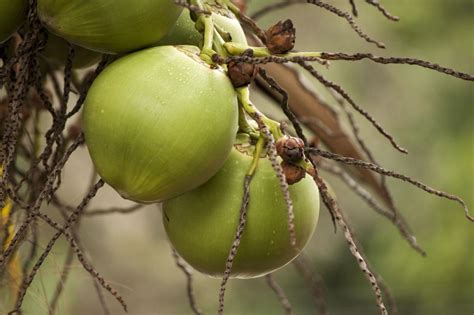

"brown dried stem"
[218,54,474,82]
[12,180,104,311]
[0,134,85,270]
[259,124,297,247]
[365,0,399,21]
[171,248,203,315]
[349,0,358,16]
[257,68,308,144]
[307,0,386,48]
[218,175,252,315]
[319,52,474,81]
[325,87,419,254]
[265,274,293,315]
[310,165,388,315]
[36,212,128,312]
[297,61,408,154]
[319,161,425,256]
[308,147,473,222]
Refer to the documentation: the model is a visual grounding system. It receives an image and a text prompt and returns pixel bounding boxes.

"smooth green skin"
[41,33,101,69]
[83,46,238,203]
[158,10,202,47]
[163,147,320,278]
[158,8,248,46]
[0,0,27,43]
[37,0,182,54]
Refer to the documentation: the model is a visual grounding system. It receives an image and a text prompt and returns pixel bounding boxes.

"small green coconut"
[37,0,183,54]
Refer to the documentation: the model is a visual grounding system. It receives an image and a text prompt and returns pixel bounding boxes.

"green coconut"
[158,7,247,46]
[0,0,27,43]
[83,45,238,203]
[163,140,320,278]
[37,0,183,54]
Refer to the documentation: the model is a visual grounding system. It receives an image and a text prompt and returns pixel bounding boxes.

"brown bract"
[276,136,304,163]
[281,161,306,185]
[227,50,258,87]
[265,19,296,54]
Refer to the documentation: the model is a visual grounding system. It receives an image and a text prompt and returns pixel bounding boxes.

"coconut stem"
[236,87,284,141]
[247,136,265,176]
[224,42,322,59]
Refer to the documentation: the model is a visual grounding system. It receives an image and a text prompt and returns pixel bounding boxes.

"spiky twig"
[324,87,420,254]
[365,0,399,21]
[216,54,474,82]
[49,172,98,314]
[319,52,474,81]
[308,147,473,222]
[298,61,408,154]
[319,161,425,255]
[36,212,128,312]
[310,165,388,315]
[259,124,297,247]
[265,274,293,315]
[307,0,385,48]
[0,135,84,270]
[171,248,203,315]
[218,175,252,315]
[12,180,104,311]
[258,68,307,144]
[349,0,358,16]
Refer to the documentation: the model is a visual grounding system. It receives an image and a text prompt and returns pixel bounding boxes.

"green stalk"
[247,136,265,176]
[224,42,323,59]
[236,87,284,141]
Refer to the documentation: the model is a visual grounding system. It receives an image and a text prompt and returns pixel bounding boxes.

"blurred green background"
[1,0,472,314]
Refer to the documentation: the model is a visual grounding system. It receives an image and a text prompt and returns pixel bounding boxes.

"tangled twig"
[307,0,386,48]
[310,166,388,315]
[0,134,85,270]
[320,52,474,81]
[218,175,252,315]
[324,87,421,254]
[308,147,473,222]
[216,54,474,82]
[319,161,425,256]
[12,180,105,311]
[298,61,408,154]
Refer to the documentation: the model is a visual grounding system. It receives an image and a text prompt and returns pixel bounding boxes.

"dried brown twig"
[11,180,106,312]
[319,52,474,81]
[310,166,388,315]
[265,274,293,315]
[217,54,474,82]
[319,161,425,256]
[218,175,252,315]
[307,0,386,48]
[365,0,399,21]
[171,248,203,315]
[308,147,473,222]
